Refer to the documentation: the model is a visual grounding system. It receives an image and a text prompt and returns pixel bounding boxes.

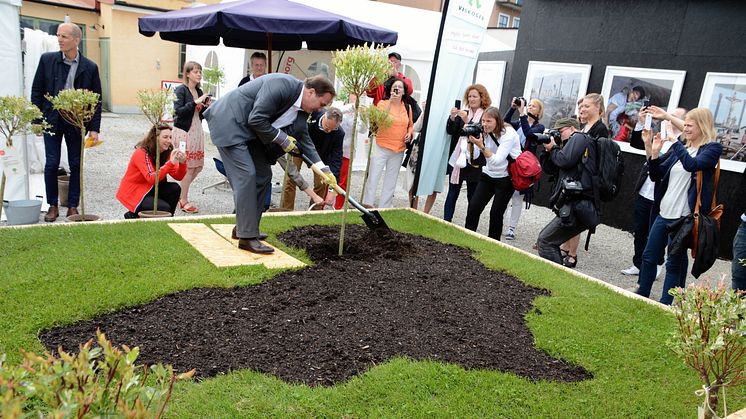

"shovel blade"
[361,210,392,235]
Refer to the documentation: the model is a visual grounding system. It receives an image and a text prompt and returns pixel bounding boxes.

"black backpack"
[588,137,624,203]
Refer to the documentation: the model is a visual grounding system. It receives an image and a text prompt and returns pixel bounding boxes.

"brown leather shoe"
[232,226,267,240]
[238,238,274,254]
[44,205,59,222]
[66,207,79,217]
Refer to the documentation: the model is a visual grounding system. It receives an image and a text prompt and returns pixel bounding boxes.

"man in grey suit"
[204,73,336,254]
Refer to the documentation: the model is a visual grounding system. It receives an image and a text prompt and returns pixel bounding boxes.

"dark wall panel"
[506,0,746,258]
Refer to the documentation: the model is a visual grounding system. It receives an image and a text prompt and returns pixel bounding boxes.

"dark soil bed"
[40,225,591,386]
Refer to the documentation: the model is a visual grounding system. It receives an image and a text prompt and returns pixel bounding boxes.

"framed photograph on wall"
[523,61,591,128]
[474,61,506,108]
[600,66,686,140]
[698,72,746,170]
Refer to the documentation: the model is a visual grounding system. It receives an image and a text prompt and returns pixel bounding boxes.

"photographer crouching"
[536,118,600,264]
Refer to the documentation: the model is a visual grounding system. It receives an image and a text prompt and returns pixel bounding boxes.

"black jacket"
[30,51,102,133]
[307,111,344,179]
[173,84,206,132]
[546,132,598,204]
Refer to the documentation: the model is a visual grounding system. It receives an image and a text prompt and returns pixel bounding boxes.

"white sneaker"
[655,265,663,279]
[505,228,515,240]
[621,266,640,276]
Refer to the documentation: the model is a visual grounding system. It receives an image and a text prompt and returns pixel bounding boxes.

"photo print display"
[600,66,686,141]
[698,72,746,167]
[522,61,591,129]
[475,61,506,107]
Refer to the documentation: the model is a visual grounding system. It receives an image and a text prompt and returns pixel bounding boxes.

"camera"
[534,129,561,144]
[513,97,526,107]
[460,122,483,137]
[553,179,585,226]
[392,88,401,95]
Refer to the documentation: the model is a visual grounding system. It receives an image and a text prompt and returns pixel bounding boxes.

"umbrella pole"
[266,33,272,73]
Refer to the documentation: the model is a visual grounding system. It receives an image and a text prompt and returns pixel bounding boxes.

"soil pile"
[41,225,591,385]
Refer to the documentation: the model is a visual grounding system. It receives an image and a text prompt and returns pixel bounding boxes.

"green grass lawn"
[1,210,744,417]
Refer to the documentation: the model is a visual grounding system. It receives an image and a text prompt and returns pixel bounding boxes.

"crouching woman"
[116,123,187,218]
[464,106,521,240]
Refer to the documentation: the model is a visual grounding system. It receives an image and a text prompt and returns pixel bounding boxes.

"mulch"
[40,225,591,386]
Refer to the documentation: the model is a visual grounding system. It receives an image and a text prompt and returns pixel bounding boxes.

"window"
[177,44,187,78]
[498,13,509,28]
[20,16,86,55]
[512,17,520,28]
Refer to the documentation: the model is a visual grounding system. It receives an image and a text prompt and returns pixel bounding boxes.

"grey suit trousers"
[217,141,272,238]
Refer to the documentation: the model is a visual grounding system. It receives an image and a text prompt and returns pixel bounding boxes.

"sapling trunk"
[338,96,361,256]
[79,127,86,219]
[359,133,375,204]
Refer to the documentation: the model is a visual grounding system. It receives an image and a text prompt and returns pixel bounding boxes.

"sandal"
[179,201,199,214]
[563,254,578,268]
[560,248,569,259]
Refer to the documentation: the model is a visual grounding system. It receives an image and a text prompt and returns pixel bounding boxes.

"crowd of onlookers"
[31,23,745,301]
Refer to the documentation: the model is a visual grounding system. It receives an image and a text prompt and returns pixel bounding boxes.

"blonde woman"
[172,61,209,213]
[636,107,722,305]
[561,93,609,267]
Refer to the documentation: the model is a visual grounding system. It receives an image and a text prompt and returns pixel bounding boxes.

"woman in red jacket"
[116,123,187,218]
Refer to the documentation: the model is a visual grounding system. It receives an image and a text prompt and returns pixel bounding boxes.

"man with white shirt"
[622,107,687,282]
[203,74,336,253]
[237,52,267,87]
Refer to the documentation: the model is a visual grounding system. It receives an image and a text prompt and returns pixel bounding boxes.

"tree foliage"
[668,279,746,418]
[136,89,176,214]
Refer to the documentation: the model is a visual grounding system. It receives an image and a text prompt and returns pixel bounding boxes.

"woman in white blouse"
[464,106,522,240]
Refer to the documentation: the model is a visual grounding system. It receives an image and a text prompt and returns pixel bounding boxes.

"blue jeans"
[632,195,663,269]
[733,220,746,292]
[44,125,82,207]
[443,179,477,222]
[637,215,689,305]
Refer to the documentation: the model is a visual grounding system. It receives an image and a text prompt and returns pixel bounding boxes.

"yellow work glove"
[273,134,299,154]
[320,166,337,188]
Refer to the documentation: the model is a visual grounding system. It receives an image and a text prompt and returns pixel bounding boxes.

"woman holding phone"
[443,84,492,222]
[172,61,209,213]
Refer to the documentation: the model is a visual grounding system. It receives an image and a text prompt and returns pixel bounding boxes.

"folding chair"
[202,157,232,193]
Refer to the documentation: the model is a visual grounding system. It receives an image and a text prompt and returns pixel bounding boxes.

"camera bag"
[508,150,542,192]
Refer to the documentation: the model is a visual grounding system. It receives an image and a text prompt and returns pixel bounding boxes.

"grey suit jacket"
[204,73,321,163]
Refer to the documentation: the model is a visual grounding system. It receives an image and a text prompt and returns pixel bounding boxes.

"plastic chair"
[202,157,232,193]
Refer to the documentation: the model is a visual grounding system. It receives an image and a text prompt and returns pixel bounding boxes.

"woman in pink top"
[363,78,413,208]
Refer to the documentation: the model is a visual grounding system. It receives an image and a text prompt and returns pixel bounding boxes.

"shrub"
[0,330,194,418]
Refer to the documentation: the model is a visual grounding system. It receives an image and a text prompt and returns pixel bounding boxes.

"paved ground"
[5,113,733,302]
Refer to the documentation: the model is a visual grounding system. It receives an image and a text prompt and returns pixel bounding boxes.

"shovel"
[301,153,393,235]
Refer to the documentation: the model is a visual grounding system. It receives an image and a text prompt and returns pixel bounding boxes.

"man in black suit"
[204,73,336,254]
[31,22,102,222]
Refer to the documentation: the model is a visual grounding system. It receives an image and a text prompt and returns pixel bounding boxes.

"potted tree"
[46,89,100,222]
[135,88,176,218]
[668,279,746,419]
[330,44,391,255]
[0,96,48,225]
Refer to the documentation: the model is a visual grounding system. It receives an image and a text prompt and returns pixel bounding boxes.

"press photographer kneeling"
[536,118,600,264]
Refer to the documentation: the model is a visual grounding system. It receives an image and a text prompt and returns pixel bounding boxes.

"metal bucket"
[58,175,70,207]
[3,199,42,225]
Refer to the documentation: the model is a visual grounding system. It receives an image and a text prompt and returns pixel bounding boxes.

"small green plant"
[137,88,176,215]
[201,66,225,97]
[358,104,392,205]
[47,89,100,220]
[0,330,195,418]
[0,96,48,221]
[331,43,391,255]
[668,278,746,419]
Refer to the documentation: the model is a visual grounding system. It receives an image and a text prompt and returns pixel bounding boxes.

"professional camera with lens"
[534,129,561,145]
[460,122,484,137]
[513,97,526,107]
[553,178,585,226]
